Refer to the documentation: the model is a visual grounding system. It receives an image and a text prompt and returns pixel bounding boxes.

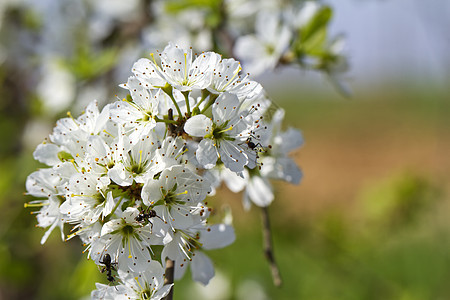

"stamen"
[24,202,49,208]
[175,190,188,197]
[70,159,79,173]
[222,66,241,90]
[125,100,143,113]
[150,53,158,66]
[67,111,79,127]
[103,130,115,138]
[175,148,188,159]
[128,240,132,258]
[184,53,188,82]
[66,225,92,241]
[219,125,233,133]
[135,277,145,291]
[138,150,143,167]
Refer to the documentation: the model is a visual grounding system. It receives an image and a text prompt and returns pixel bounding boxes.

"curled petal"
[184,114,213,137]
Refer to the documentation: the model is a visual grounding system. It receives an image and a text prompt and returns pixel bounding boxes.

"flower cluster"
[0,0,347,125]
[147,0,349,93]
[25,43,303,299]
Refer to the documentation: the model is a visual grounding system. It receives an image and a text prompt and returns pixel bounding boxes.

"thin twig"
[261,206,282,287]
[162,259,175,300]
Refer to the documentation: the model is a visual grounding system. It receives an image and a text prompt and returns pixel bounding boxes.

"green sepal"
[161,83,174,98]
[57,151,74,162]
[192,106,201,116]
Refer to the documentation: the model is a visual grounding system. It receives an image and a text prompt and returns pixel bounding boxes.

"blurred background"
[1,0,449,299]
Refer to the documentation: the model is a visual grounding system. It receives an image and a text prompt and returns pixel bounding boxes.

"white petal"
[40,220,58,244]
[110,101,140,123]
[108,163,133,186]
[247,176,274,207]
[162,241,182,262]
[122,207,139,223]
[122,238,152,273]
[222,168,247,193]
[184,114,213,137]
[234,35,268,76]
[212,93,240,124]
[268,157,303,184]
[101,220,122,236]
[166,206,197,230]
[141,179,162,206]
[242,190,252,211]
[191,251,215,285]
[94,103,110,135]
[87,135,108,158]
[201,224,236,250]
[144,263,165,290]
[279,128,303,153]
[196,139,219,169]
[187,52,221,89]
[33,143,60,166]
[131,58,166,88]
[152,284,174,300]
[219,140,247,173]
[102,191,116,218]
[174,260,189,281]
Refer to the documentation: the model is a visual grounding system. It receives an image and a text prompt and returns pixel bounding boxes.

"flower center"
[141,112,152,122]
[160,184,187,208]
[121,224,135,237]
[139,289,152,300]
[127,150,147,175]
[94,193,105,206]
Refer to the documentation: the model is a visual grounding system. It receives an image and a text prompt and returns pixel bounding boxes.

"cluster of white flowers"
[25,43,303,299]
[232,1,350,93]
[146,0,349,90]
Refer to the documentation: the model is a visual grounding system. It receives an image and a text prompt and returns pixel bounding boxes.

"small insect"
[135,208,164,230]
[243,136,271,152]
[245,138,259,150]
[99,253,117,283]
[97,253,119,299]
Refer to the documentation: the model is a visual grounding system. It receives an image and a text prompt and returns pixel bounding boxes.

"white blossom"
[89,207,170,273]
[184,92,260,172]
[25,43,304,298]
[234,11,292,76]
[91,261,173,300]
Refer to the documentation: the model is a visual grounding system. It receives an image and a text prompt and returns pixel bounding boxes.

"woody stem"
[261,206,282,287]
[162,259,175,300]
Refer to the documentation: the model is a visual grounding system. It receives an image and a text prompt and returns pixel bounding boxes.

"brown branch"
[162,259,175,300]
[261,206,282,287]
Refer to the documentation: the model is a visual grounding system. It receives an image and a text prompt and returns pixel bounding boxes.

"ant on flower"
[99,253,117,284]
[242,135,271,152]
[135,207,165,231]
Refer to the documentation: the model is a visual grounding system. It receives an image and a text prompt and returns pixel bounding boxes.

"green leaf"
[165,0,220,13]
[300,6,333,43]
[302,26,327,56]
[63,46,118,81]
[165,0,222,28]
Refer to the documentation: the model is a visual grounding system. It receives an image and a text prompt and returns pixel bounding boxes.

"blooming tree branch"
[24,43,304,298]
